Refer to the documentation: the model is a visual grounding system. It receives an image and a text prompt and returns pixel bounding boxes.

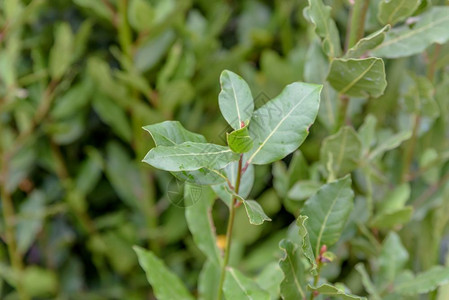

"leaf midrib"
[229,269,255,300]
[286,254,306,298]
[339,59,377,95]
[374,13,449,51]
[314,185,346,257]
[248,87,317,164]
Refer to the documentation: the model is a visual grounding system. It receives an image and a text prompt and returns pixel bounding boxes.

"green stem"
[217,155,243,300]
[346,0,370,51]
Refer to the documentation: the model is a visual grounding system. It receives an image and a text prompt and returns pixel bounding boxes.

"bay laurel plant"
[135,1,449,299]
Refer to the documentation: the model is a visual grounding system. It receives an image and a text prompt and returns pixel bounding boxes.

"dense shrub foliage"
[1,0,449,299]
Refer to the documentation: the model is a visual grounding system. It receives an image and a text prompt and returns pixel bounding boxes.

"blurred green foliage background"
[1,0,449,299]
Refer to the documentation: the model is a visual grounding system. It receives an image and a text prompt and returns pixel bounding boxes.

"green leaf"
[287,181,321,201]
[307,283,366,300]
[49,23,74,80]
[227,126,254,153]
[395,266,449,295]
[143,142,239,172]
[320,126,362,177]
[297,215,317,272]
[355,263,381,300]
[23,266,58,297]
[279,239,306,300]
[198,260,220,300]
[370,206,413,229]
[377,232,409,288]
[143,121,206,146]
[185,184,222,265]
[403,73,439,119]
[255,262,284,299]
[378,0,421,26]
[128,0,155,31]
[93,93,132,142]
[327,58,387,98]
[368,130,412,160]
[358,114,377,154]
[223,267,270,300]
[303,0,342,58]
[247,82,322,165]
[302,175,354,257]
[219,70,254,130]
[372,7,449,58]
[345,25,390,58]
[143,121,226,185]
[133,246,194,300]
[242,199,271,225]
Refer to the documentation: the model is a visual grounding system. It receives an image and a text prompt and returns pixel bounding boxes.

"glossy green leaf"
[143,142,239,172]
[307,283,366,300]
[372,7,449,58]
[185,184,222,265]
[49,23,74,80]
[279,239,306,300]
[223,267,270,300]
[327,58,387,98]
[321,126,362,177]
[378,0,420,25]
[302,175,354,257]
[303,0,341,58]
[227,126,253,153]
[345,25,390,58]
[242,199,271,225]
[133,246,194,300]
[219,70,254,130]
[247,82,322,165]
[143,121,206,146]
[395,266,449,295]
[143,121,226,185]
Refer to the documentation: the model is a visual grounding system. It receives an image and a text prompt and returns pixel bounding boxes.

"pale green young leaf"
[303,0,341,58]
[377,232,409,289]
[279,239,306,300]
[320,126,362,177]
[227,126,253,153]
[302,175,354,257]
[327,58,387,98]
[287,181,321,201]
[133,246,195,300]
[395,266,449,295]
[143,142,239,172]
[223,267,270,300]
[242,199,271,225]
[377,183,410,214]
[49,23,74,80]
[345,25,390,58]
[185,184,222,266]
[372,7,449,58]
[219,70,254,130]
[247,82,322,165]
[255,262,284,299]
[307,283,366,300]
[378,0,420,26]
